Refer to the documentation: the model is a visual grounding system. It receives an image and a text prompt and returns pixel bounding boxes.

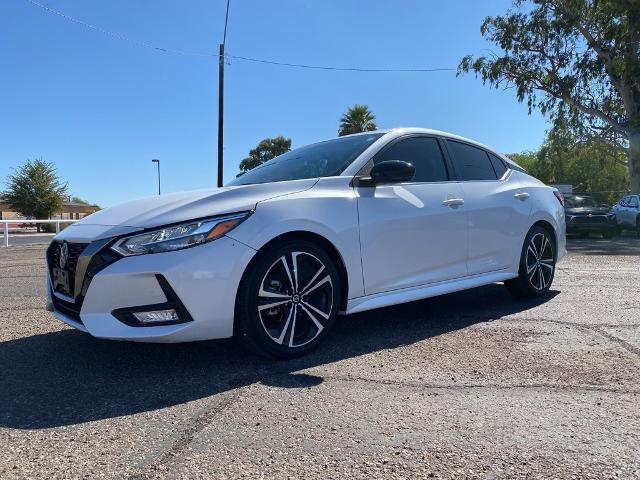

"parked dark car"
[564,194,617,238]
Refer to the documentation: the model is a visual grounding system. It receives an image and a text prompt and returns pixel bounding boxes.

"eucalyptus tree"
[459,0,640,193]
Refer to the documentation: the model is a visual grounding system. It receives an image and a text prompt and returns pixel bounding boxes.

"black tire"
[505,225,556,298]
[234,239,341,359]
[636,216,640,237]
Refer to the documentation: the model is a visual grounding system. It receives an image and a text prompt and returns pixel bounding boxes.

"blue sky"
[1,0,549,207]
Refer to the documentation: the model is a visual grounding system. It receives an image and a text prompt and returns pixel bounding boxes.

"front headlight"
[111,212,250,256]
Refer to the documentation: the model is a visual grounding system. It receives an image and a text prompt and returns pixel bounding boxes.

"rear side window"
[629,196,640,208]
[489,153,508,179]
[375,136,448,183]
[448,141,497,181]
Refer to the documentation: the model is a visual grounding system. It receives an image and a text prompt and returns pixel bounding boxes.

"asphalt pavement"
[0,236,639,479]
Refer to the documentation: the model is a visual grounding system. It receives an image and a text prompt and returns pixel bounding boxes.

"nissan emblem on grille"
[59,242,69,269]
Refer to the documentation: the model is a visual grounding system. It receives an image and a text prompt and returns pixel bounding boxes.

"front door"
[356,136,468,295]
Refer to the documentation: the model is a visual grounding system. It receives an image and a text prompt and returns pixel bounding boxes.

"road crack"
[321,374,640,395]
[128,389,241,479]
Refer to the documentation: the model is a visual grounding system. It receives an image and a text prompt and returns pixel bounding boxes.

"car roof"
[367,128,520,167]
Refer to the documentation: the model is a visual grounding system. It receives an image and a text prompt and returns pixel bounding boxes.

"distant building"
[550,184,573,195]
[0,195,99,220]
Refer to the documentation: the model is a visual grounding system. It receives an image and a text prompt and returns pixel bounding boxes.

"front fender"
[226,178,364,298]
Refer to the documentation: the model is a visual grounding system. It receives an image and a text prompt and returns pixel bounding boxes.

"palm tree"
[338,104,377,136]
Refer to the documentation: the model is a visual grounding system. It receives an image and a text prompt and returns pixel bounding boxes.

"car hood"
[74,178,318,229]
[565,206,611,215]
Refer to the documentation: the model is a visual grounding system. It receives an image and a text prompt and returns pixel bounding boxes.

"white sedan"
[47,128,566,358]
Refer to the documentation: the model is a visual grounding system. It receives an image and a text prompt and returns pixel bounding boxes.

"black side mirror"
[359,160,415,187]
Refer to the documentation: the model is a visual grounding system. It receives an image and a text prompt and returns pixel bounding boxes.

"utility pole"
[152,159,161,195]
[217,0,230,188]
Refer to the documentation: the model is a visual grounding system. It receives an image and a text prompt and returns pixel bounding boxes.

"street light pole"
[217,0,230,188]
[152,159,161,195]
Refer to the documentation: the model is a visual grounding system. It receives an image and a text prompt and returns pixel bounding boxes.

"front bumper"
[47,236,256,342]
[566,215,617,234]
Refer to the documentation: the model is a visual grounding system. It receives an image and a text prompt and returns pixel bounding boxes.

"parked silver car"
[612,194,640,234]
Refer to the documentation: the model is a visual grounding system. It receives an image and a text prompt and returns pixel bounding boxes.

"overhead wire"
[21,0,456,73]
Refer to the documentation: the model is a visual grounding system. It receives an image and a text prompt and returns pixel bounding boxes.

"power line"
[227,55,455,72]
[21,0,456,73]
[22,0,212,57]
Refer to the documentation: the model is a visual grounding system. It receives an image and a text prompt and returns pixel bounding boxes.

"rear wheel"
[235,239,341,359]
[505,225,556,298]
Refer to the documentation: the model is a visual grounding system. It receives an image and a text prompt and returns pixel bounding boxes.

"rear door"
[627,196,640,227]
[356,135,468,295]
[616,196,631,226]
[445,140,532,275]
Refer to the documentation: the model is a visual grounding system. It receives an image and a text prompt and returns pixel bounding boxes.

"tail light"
[553,190,565,207]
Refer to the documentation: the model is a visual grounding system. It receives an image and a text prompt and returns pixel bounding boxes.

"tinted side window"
[448,141,497,181]
[629,196,639,207]
[375,137,448,182]
[489,153,508,179]
[619,196,629,206]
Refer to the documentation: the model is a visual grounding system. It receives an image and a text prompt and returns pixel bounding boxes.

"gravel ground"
[0,236,639,479]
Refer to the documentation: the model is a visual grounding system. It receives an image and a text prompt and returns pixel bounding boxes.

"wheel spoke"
[258,286,290,299]
[275,304,295,345]
[301,300,330,320]
[529,240,539,259]
[536,234,545,259]
[538,266,544,290]
[541,236,549,259]
[298,303,325,333]
[287,305,298,347]
[258,299,290,311]
[540,261,554,271]
[300,264,325,294]
[280,256,295,291]
[292,252,301,291]
[538,264,548,288]
[302,275,332,295]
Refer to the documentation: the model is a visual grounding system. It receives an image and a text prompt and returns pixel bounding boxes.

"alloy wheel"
[258,251,333,348]
[525,232,555,291]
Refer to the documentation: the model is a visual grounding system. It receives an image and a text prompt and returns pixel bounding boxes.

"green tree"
[507,151,538,173]
[459,0,640,193]
[3,159,68,231]
[508,128,628,204]
[239,136,292,173]
[338,104,377,137]
[70,195,101,211]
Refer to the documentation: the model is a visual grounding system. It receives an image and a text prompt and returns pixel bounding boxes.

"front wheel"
[505,226,556,298]
[235,239,341,359]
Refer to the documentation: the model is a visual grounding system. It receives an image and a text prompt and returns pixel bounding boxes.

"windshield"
[228,133,383,186]
[565,195,599,208]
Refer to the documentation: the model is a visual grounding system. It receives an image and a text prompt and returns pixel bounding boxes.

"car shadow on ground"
[0,284,558,430]
[566,232,640,256]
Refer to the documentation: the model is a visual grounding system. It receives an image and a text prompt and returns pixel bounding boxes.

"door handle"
[442,198,465,208]
[514,192,530,201]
